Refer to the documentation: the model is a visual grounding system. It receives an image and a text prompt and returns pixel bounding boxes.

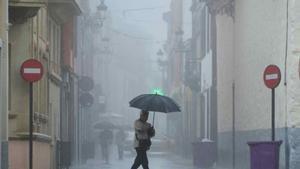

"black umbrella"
[129,94,181,126]
[94,121,117,130]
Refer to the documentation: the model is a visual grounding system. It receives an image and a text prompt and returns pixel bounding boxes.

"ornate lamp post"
[95,0,108,27]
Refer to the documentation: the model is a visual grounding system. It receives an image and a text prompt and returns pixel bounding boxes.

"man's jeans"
[131,149,149,169]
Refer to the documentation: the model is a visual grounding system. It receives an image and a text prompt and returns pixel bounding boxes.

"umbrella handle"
[152,91,157,127]
[152,112,155,127]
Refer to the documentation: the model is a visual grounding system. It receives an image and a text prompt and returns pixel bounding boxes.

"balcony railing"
[9,0,45,24]
[48,0,82,23]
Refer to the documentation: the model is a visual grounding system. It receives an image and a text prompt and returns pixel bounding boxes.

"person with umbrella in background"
[115,128,127,160]
[99,128,113,164]
[94,120,117,164]
[130,110,155,169]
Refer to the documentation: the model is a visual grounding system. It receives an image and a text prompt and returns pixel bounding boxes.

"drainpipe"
[284,0,290,169]
[232,82,236,169]
[0,37,2,169]
[0,0,9,169]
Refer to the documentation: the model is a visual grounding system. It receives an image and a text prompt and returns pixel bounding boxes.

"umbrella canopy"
[129,94,181,113]
[93,121,118,130]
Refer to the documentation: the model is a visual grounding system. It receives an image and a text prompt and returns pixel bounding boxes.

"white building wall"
[213,0,300,168]
[287,0,300,129]
[287,0,300,168]
[234,0,287,131]
[216,14,234,133]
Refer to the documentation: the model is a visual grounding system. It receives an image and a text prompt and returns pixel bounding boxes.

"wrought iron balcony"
[9,0,45,24]
[48,0,82,23]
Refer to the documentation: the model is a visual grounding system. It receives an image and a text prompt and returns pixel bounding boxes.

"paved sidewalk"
[74,153,195,169]
[73,154,228,169]
[71,145,227,169]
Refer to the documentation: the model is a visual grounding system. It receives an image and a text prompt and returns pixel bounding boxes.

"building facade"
[190,0,300,169]
[163,0,185,155]
[0,0,9,168]
[8,0,82,169]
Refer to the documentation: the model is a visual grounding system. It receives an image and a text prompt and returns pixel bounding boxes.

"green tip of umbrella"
[151,88,164,96]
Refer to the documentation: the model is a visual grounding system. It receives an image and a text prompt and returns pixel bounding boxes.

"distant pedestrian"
[99,129,113,164]
[131,110,155,169]
[115,128,127,160]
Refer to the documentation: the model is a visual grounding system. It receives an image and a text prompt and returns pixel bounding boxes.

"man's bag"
[139,139,152,148]
[148,127,155,137]
[136,133,152,148]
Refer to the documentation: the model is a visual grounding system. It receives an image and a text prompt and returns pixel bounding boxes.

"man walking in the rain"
[99,129,113,164]
[131,110,155,169]
[116,128,127,160]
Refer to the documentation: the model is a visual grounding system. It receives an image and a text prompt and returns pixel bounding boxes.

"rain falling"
[1,0,300,169]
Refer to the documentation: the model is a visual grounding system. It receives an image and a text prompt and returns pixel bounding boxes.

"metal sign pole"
[263,65,281,141]
[29,83,33,169]
[20,59,43,169]
[272,88,275,141]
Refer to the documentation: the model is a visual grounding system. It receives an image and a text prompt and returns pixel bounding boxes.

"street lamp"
[175,29,185,53]
[175,29,184,36]
[96,0,108,27]
[157,49,164,58]
[157,49,167,70]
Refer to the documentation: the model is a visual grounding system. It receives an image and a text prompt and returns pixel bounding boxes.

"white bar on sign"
[24,68,41,74]
[266,74,278,80]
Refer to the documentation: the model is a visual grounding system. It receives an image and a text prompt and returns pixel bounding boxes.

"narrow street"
[1,0,300,169]
[76,146,196,169]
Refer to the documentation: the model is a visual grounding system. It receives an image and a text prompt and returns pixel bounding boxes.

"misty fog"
[3,0,298,169]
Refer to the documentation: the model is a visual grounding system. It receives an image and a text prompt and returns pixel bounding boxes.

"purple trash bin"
[192,139,216,168]
[247,141,282,169]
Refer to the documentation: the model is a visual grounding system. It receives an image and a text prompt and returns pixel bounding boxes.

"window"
[200,6,212,57]
[8,43,11,111]
[48,17,61,75]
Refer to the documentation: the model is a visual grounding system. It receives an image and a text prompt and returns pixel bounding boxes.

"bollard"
[248,141,282,169]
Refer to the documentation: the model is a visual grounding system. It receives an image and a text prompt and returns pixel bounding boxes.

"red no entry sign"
[20,59,44,169]
[20,59,44,83]
[263,65,281,89]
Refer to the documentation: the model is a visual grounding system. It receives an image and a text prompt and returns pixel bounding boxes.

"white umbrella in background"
[99,113,124,125]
